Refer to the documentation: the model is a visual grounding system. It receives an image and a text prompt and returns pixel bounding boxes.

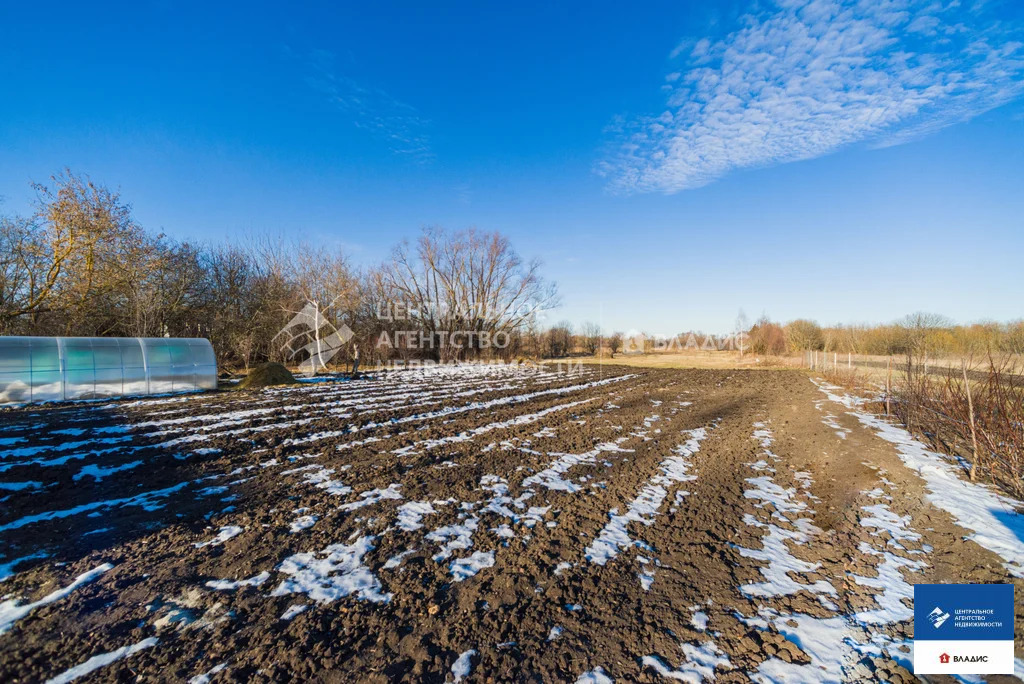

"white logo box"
[914,640,1014,675]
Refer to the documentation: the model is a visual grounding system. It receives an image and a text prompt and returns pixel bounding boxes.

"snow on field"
[382,549,417,569]
[738,517,835,598]
[575,666,613,684]
[394,398,599,456]
[450,551,495,581]
[280,604,308,621]
[0,436,132,462]
[193,525,243,548]
[0,552,50,582]
[205,571,270,591]
[451,648,477,682]
[72,460,142,481]
[299,467,352,497]
[0,563,113,634]
[395,501,437,531]
[813,378,1024,578]
[0,480,44,491]
[338,484,402,512]
[641,641,731,682]
[45,637,158,684]
[585,428,708,566]
[737,424,835,596]
[738,419,934,681]
[427,519,479,561]
[0,482,190,532]
[289,515,318,533]
[751,613,854,684]
[851,543,922,625]
[858,504,920,547]
[0,365,716,680]
[188,661,227,684]
[522,440,633,493]
[271,536,392,603]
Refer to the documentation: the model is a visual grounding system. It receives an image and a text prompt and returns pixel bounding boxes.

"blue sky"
[1,0,1022,334]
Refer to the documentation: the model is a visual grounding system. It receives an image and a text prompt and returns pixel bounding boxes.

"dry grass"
[568,350,804,371]
[820,366,879,394]
[892,357,1024,498]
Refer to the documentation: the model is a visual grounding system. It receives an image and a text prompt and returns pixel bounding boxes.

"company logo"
[929,606,951,629]
[939,653,989,664]
[622,333,646,354]
[274,300,353,376]
[914,584,1014,675]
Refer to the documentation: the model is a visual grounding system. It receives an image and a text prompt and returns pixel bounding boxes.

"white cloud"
[600,0,1024,193]
[301,49,433,163]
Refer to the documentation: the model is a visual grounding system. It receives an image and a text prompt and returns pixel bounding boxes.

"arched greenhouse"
[0,337,217,405]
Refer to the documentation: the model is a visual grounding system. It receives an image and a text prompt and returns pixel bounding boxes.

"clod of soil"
[237,361,298,389]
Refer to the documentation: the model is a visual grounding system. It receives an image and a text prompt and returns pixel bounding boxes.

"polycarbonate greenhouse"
[0,337,217,405]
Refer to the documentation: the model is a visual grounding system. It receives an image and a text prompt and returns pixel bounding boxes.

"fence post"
[886,356,892,416]
[848,352,851,369]
[963,360,980,482]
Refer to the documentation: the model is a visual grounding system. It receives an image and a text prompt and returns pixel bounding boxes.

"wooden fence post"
[886,356,892,416]
[963,360,980,482]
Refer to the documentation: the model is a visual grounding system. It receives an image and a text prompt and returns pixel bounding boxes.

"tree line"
[753,313,1024,357]
[3,171,1019,370]
[0,171,558,370]
[547,313,1024,360]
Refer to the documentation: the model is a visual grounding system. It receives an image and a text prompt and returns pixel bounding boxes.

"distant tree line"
[0,171,559,371]
[772,313,1024,357]
[4,171,1020,370]
[549,314,1024,360]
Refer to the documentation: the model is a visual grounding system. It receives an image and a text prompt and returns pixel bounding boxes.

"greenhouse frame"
[0,337,217,405]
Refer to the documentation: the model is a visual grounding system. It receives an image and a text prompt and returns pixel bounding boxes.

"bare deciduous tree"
[608,332,623,357]
[377,227,558,361]
[580,321,602,355]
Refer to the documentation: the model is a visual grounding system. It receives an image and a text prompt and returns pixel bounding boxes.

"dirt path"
[1,365,1022,682]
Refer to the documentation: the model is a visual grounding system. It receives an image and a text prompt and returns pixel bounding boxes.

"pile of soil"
[236,362,298,389]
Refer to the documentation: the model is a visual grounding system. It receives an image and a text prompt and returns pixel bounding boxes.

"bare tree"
[544,321,574,358]
[785,319,823,353]
[377,227,558,361]
[580,321,602,355]
[735,308,749,357]
[608,332,623,357]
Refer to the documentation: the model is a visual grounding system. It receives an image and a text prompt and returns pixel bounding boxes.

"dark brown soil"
[0,365,1021,683]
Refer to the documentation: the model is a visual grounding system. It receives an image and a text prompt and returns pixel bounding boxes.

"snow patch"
[395,501,436,531]
[450,551,495,582]
[586,428,707,565]
[205,571,270,591]
[271,536,391,603]
[289,516,318,533]
[45,637,158,684]
[339,484,403,512]
[451,648,476,682]
[641,641,731,682]
[576,666,613,683]
[0,563,113,634]
[194,525,242,548]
